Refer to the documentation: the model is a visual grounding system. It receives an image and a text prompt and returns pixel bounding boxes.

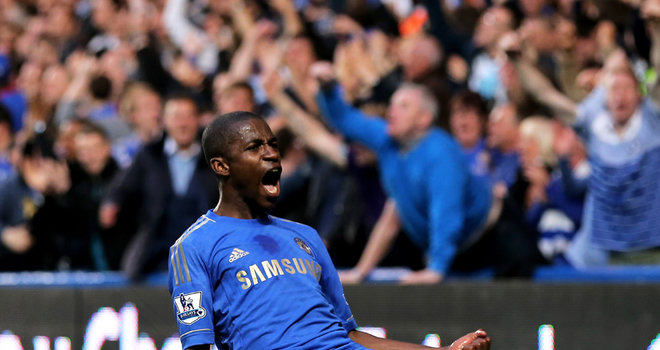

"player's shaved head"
[202,111,264,167]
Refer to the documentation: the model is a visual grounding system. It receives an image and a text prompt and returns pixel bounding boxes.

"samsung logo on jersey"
[235,258,322,290]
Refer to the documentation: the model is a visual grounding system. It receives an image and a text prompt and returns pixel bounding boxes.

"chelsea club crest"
[174,292,207,325]
[294,237,314,257]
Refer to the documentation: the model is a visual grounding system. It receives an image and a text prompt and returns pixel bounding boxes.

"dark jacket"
[54,159,121,270]
[105,134,218,279]
[0,174,53,270]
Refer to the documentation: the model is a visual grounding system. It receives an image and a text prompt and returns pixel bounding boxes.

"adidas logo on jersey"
[228,248,249,262]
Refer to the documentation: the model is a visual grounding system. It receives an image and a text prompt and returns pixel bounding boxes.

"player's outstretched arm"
[349,329,491,350]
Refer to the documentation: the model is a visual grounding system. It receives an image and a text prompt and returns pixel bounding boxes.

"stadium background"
[3,1,660,349]
[2,271,660,350]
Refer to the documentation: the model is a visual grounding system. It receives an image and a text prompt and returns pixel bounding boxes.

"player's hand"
[448,329,491,350]
[400,269,443,285]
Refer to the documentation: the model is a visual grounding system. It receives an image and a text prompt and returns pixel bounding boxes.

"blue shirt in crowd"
[317,86,491,273]
[0,153,13,184]
[460,138,489,182]
[112,134,143,168]
[164,138,201,196]
[567,87,660,265]
[1,90,26,132]
[168,211,365,350]
[459,139,519,188]
[488,149,520,188]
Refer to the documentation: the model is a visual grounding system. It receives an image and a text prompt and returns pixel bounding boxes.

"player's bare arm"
[349,329,491,350]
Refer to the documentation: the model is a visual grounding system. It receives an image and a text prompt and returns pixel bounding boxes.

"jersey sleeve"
[168,241,215,349]
[306,227,359,333]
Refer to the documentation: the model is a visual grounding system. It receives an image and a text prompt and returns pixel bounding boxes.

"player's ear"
[210,157,230,176]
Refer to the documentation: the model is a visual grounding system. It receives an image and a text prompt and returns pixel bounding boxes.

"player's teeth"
[265,185,277,194]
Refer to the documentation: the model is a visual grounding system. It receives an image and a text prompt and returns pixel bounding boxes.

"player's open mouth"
[261,167,281,197]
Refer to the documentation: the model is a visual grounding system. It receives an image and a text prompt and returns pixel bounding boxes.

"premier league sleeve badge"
[174,292,207,325]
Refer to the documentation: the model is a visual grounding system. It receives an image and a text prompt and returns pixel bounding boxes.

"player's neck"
[214,194,268,220]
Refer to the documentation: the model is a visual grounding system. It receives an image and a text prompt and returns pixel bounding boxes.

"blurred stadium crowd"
[1,0,659,283]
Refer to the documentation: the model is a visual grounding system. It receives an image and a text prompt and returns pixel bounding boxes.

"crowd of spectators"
[1,0,660,283]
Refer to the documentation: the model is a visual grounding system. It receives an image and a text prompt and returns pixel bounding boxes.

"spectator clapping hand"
[99,203,119,229]
[497,31,522,62]
[46,159,70,195]
[553,124,579,159]
[524,163,550,205]
[332,15,364,37]
[249,19,279,43]
[261,68,286,103]
[643,0,660,38]
[643,0,660,20]
[555,17,577,52]
[62,51,98,101]
[22,156,70,195]
[310,61,337,86]
[365,30,396,77]
[1,225,33,254]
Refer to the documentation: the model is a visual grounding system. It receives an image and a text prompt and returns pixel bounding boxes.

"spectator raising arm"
[643,0,660,106]
[54,53,97,125]
[227,0,255,39]
[163,0,218,74]
[500,32,578,125]
[312,62,390,152]
[262,69,348,168]
[227,20,279,85]
[270,0,304,38]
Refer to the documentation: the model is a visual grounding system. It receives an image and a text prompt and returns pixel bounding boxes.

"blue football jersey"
[168,210,368,350]
[575,87,660,251]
